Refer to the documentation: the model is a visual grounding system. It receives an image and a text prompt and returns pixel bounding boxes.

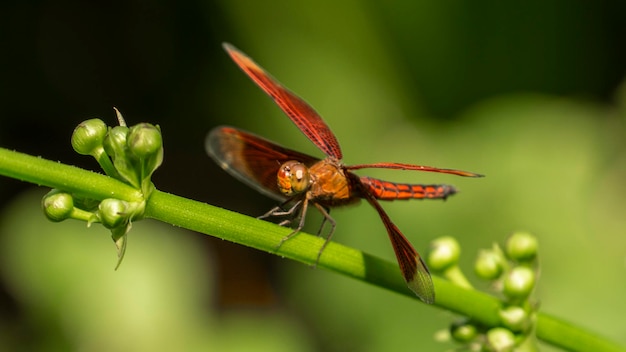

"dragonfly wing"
[223,43,343,160]
[353,174,435,303]
[207,126,321,201]
[347,162,484,178]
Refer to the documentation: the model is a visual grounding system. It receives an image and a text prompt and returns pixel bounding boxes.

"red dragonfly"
[207,43,483,304]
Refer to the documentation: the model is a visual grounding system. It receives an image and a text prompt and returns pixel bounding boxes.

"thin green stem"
[443,265,474,290]
[0,147,624,352]
[93,147,120,179]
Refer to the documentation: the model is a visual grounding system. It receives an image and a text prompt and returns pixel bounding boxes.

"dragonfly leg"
[258,199,302,219]
[315,207,331,237]
[275,198,309,250]
[277,219,292,227]
[312,203,336,266]
[266,199,336,268]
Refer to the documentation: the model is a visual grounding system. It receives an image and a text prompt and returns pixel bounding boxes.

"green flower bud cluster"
[475,232,538,302]
[72,109,163,194]
[42,109,163,269]
[432,232,540,351]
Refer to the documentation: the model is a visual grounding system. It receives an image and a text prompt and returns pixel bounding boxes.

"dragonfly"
[207,43,483,304]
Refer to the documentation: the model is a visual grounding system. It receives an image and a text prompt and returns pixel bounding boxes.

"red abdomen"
[360,176,457,200]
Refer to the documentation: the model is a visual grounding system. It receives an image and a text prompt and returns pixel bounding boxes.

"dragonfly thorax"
[277,160,311,196]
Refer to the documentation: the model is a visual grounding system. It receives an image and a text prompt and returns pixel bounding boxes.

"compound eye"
[277,161,310,196]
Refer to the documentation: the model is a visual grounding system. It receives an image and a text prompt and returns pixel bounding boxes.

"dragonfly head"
[277,161,311,196]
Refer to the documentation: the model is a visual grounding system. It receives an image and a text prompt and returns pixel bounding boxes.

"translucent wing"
[207,126,320,201]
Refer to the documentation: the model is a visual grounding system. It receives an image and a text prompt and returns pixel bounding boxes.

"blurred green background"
[1,1,625,351]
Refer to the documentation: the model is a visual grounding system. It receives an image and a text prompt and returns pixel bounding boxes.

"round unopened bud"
[127,123,162,158]
[98,198,129,229]
[503,266,535,301]
[428,236,461,272]
[103,125,130,160]
[42,190,74,222]
[505,232,538,262]
[450,320,478,343]
[499,305,530,332]
[71,119,108,156]
[475,248,505,280]
[486,327,516,352]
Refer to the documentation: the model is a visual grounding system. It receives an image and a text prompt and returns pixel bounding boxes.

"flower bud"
[98,198,129,229]
[486,327,516,352]
[42,190,74,222]
[428,236,461,272]
[503,266,535,301]
[450,319,478,343]
[103,125,130,161]
[475,248,505,280]
[71,119,108,156]
[127,123,162,159]
[499,305,531,332]
[103,126,142,187]
[505,232,538,263]
[127,123,163,187]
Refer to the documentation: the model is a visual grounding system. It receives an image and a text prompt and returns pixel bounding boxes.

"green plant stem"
[0,148,143,202]
[443,265,474,289]
[0,147,624,352]
[145,191,625,352]
[536,314,623,351]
